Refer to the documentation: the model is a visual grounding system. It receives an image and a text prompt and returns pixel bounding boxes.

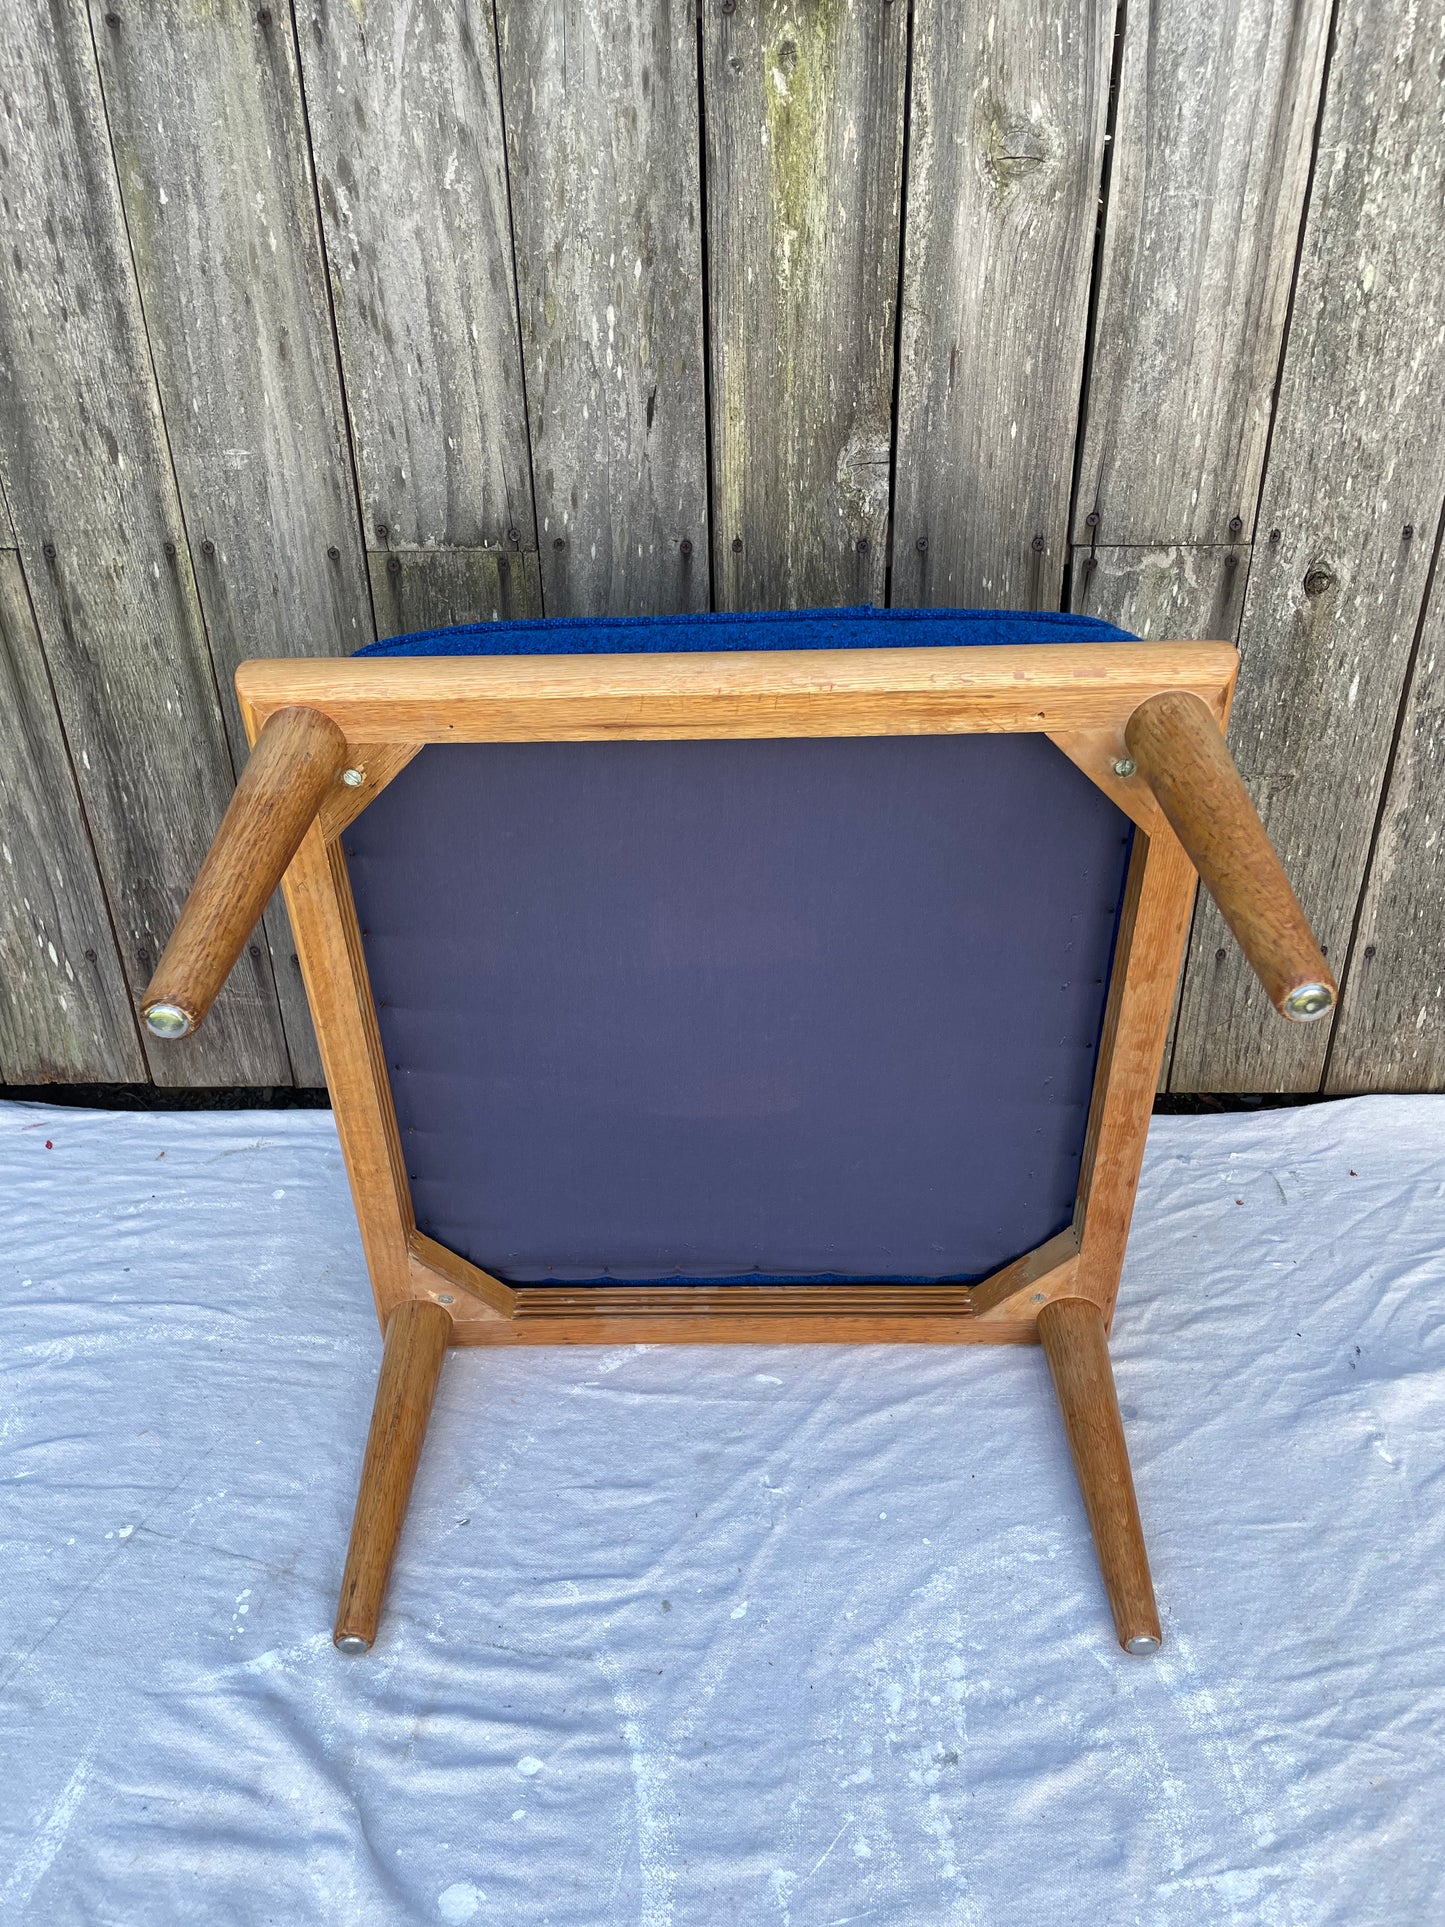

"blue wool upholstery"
[355,603,1134,657]
[346,607,1138,1288]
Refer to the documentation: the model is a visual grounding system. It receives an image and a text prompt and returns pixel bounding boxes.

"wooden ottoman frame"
[140,640,1334,1656]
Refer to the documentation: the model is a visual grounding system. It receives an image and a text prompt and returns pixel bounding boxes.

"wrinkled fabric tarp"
[1,1096,1441,1926]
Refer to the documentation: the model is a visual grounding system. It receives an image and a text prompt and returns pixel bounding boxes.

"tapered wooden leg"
[334,1299,452,1653]
[1037,1296,1162,1655]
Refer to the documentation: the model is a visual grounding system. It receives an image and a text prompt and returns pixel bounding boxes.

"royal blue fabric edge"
[355,604,1137,657]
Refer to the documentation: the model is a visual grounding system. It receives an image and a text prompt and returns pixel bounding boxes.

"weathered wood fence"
[1,0,1442,1093]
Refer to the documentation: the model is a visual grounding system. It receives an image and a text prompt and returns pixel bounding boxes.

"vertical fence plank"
[369,550,542,638]
[0,3,290,1085]
[1325,559,1445,1093]
[1074,0,1331,547]
[296,0,536,609]
[1170,0,1445,1092]
[94,0,379,1086]
[891,0,1112,612]
[703,0,908,612]
[0,548,144,1084]
[1071,546,1251,645]
[497,0,709,616]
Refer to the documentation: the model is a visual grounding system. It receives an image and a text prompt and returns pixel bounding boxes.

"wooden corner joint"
[317,742,423,841]
[407,1230,516,1320]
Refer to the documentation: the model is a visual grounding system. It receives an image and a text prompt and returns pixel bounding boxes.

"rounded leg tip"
[334,1633,372,1656]
[1124,1633,1161,1657]
[143,1002,192,1039]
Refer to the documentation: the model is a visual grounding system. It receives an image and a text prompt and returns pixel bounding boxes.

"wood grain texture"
[1071,545,1251,645]
[276,822,415,1312]
[892,0,1113,611]
[422,1292,1034,1347]
[369,548,542,639]
[1326,568,1445,1093]
[0,1,290,1086]
[1070,542,1246,1089]
[703,0,907,610]
[236,640,1240,742]
[1074,0,1331,545]
[334,1296,452,1652]
[143,707,347,1036]
[1073,827,1200,1315]
[1171,0,1445,1093]
[0,550,144,1082]
[1037,1296,1161,1654]
[296,0,535,552]
[94,0,376,1084]
[1127,690,1334,1019]
[316,743,423,842]
[497,0,709,616]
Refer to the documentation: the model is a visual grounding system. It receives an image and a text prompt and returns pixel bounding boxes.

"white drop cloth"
[1,1096,1441,1926]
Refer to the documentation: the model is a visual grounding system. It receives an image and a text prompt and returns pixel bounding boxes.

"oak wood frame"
[233,639,1236,1349]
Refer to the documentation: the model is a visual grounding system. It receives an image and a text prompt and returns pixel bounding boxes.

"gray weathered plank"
[703,0,907,611]
[1170,0,1445,1092]
[0,2,291,1086]
[0,549,145,1084]
[94,0,380,1086]
[369,549,543,639]
[296,0,536,553]
[1070,544,1251,643]
[892,0,1113,612]
[1074,0,1331,546]
[497,0,709,616]
[1325,562,1445,1093]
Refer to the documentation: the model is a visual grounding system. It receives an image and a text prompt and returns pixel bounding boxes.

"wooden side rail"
[140,705,348,1038]
[1125,690,1336,1023]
